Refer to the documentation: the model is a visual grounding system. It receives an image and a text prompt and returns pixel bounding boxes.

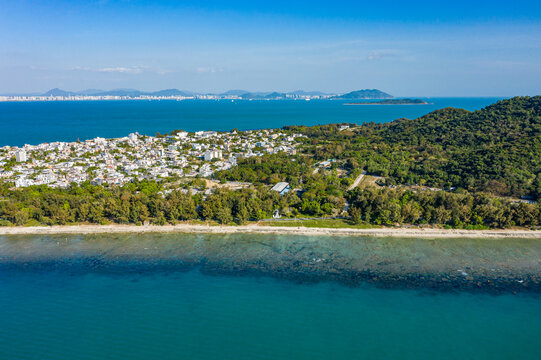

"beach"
[0,223,539,238]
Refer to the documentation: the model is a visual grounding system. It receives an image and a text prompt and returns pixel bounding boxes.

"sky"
[1,0,540,96]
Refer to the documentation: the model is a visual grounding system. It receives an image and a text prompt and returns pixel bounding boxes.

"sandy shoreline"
[0,224,539,238]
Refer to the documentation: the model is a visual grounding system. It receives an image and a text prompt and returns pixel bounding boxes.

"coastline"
[0,224,539,238]
[343,103,430,106]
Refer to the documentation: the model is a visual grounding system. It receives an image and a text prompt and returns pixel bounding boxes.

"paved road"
[348,171,366,191]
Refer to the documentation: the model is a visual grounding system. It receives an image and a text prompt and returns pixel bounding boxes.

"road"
[347,171,366,191]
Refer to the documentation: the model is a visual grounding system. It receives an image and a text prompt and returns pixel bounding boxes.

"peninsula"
[0,96,539,232]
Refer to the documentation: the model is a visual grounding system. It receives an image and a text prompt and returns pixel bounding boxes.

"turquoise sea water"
[2,270,541,360]
[0,98,502,146]
[1,233,540,359]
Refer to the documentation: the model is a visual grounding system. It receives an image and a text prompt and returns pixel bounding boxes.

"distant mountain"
[77,89,104,95]
[94,89,143,97]
[33,88,386,99]
[333,89,393,100]
[239,92,263,99]
[289,90,329,96]
[219,90,249,96]
[237,92,287,100]
[43,88,77,97]
[42,88,147,97]
[149,89,194,97]
[238,92,273,98]
[264,92,287,99]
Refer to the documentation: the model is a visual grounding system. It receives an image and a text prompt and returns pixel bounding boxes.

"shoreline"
[343,103,430,106]
[0,224,539,238]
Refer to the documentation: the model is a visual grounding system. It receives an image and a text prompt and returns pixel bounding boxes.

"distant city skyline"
[1,0,541,97]
[0,87,373,96]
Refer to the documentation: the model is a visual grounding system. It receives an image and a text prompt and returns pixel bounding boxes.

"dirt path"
[348,171,366,191]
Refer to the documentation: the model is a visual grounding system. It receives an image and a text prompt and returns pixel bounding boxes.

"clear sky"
[1,0,540,96]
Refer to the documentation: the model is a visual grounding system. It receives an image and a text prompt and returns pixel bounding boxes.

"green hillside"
[294,96,541,198]
[333,89,393,99]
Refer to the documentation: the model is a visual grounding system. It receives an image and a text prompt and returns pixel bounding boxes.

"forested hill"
[291,96,541,198]
[379,96,541,147]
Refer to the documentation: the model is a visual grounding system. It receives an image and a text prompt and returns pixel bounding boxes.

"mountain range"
[42,88,196,97]
[9,88,395,99]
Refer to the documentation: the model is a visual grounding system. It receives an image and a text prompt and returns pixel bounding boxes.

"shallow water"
[1,233,540,359]
[1,233,540,291]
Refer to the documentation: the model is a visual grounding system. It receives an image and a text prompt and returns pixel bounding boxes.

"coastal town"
[0,94,333,101]
[0,129,303,189]
[0,91,335,102]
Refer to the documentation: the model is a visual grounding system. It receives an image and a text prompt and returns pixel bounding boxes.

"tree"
[216,207,233,224]
[348,206,362,225]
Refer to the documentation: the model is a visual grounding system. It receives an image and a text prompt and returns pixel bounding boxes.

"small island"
[331,89,394,100]
[345,98,429,105]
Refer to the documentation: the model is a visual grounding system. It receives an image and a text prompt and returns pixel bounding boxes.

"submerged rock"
[1,233,541,293]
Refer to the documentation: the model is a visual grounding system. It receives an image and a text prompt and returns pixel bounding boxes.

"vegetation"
[288,96,541,199]
[332,89,393,100]
[1,96,539,229]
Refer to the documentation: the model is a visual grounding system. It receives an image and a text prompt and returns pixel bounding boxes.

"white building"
[15,150,27,162]
[271,182,290,196]
[129,133,139,142]
[15,178,34,188]
[176,131,188,139]
[199,163,213,177]
[204,150,223,161]
[0,127,304,188]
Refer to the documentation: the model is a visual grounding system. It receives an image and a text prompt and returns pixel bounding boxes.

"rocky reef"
[1,233,540,293]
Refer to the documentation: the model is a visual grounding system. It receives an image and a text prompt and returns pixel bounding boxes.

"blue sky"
[1,0,540,96]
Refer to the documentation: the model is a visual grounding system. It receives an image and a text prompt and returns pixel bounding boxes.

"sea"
[1,233,540,360]
[3,97,540,359]
[0,97,503,146]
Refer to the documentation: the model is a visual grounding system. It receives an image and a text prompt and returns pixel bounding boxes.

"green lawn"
[262,218,378,229]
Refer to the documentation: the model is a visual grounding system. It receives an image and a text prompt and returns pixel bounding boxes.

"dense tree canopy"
[289,96,541,198]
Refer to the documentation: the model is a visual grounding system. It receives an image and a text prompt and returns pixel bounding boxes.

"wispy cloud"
[366,50,399,61]
[71,65,158,74]
[97,66,146,74]
[195,67,223,73]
